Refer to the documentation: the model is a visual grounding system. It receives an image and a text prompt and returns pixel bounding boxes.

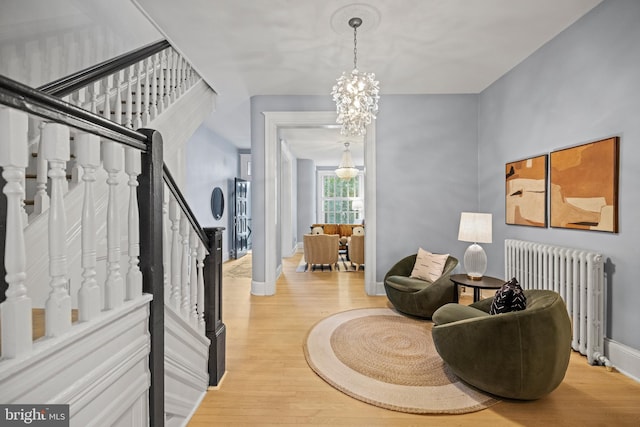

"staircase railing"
[24,40,201,217]
[0,39,222,425]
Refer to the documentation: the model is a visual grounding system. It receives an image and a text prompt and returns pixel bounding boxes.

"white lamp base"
[463,243,487,280]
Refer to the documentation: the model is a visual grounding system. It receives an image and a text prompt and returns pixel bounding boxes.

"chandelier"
[331,17,380,137]
[335,142,359,179]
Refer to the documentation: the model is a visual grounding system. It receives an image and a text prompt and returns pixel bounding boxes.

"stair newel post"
[203,227,225,386]
[76,133,101,321]
[158,50,167,113]
[125,147,142,300]
[102,141,124,310]
[197,242,206,332]
[43,122,72,337]
[169,195,181,310]
[124,66,134,129]
[189,230,199,327]
[140,58,152,126]
[33,121,49,215]
[137,128,165,427]
[180,214,190,319]
[0,107,32,358]
[135,61,144,129]
[149,55,159,120]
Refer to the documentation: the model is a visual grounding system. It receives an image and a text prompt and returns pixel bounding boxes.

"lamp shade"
[458,212,492,244]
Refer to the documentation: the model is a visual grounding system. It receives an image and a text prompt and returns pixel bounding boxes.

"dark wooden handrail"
[163,164,209,247]
[0,74,147,150]
[37,40,171,97]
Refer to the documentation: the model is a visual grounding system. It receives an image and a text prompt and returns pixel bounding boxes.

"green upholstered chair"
[431,289,572,400]
[383,254,458,318]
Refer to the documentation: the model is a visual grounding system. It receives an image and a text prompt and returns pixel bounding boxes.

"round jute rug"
[303,307,500,414]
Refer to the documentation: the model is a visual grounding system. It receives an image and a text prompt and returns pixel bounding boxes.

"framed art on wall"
[550,136,619,232]
[505,154,548,227]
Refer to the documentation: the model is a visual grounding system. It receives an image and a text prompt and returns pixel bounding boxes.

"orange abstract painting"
[550,137,619,232]
[506,154,548,227]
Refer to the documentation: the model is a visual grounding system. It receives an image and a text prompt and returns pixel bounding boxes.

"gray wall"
[376,95,479,279]
[478,0,640,350]
[296,159,316,244]
[250,95,479,282]
[186,123,240,260]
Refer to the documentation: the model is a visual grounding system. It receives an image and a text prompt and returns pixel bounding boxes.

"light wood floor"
[188,253,640,426]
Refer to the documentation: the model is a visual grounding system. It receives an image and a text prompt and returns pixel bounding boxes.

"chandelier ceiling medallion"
[331,15,380,137]
[335,142,359,179]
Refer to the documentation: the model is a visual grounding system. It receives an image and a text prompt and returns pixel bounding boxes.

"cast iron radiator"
[504,239,610,366]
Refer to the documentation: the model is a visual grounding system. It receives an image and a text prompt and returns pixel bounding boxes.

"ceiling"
[133,0,602,165]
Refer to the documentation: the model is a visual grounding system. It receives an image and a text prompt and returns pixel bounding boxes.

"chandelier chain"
[332,16,379,137]
[353,25,358,70]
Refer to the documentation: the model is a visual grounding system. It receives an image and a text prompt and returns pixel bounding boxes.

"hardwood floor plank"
[189,253,640,426]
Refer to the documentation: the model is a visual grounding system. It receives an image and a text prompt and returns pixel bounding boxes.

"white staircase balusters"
[89,80,99,114]
[149,54,159,121]
[168,49,176,104]
[176,55,183,98]
[180,215,190,319]
[133,61,144,129]
[102,76,112,120]
[33,121,50,215]
[162,186,171,301]
[125,147,142,300]
[159,49,168,113]
[169,196,181,310]
[140,58,152,127]
[197,242,206,332]
[0,107,32,358]
[185,59,193,90]
[42,122,72,337]
[76,133,101,321]
[124,66,133,129]
[189,230,199,327]
[114,71,123,125]
[102,141,124,309]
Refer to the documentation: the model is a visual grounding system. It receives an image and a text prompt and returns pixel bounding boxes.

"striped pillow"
[410,248,449,282]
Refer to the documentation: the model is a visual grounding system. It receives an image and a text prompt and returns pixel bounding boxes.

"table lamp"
[458,212,492,280]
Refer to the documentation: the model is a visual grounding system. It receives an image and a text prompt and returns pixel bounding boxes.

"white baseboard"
[605,338,640,382]
[251,279,274,296]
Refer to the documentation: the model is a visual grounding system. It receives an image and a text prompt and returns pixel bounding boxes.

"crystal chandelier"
[331,17,380,137]
[335,142,359,179]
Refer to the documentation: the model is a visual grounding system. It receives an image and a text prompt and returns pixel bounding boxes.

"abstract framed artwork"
[505,154,548,227]
[550,136,619,232]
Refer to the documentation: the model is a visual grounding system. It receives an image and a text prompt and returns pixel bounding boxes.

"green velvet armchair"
[431,289,572,400]
[383,254,458,318]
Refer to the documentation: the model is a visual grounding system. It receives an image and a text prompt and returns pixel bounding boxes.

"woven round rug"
[303,307,500,414]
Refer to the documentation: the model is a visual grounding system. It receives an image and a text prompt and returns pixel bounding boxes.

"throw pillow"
[353,226,365,236]
[410,248,450,282]
[311,226,324,235]
[489,277,527,315]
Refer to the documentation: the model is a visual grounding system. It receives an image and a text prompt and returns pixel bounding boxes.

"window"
[317,171,364,224]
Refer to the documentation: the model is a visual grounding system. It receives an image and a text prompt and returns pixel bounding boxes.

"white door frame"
[261,111,377,295]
